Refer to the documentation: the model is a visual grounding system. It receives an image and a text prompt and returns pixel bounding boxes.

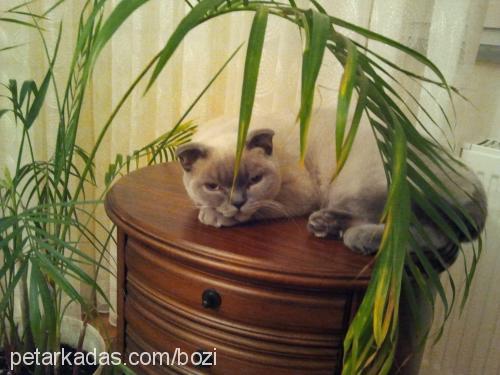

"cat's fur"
[176,108,487,255]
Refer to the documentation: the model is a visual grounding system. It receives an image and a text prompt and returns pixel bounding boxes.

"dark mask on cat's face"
[176,129,282,222]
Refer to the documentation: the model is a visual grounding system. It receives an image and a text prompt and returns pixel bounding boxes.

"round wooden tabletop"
[105,163,373,290]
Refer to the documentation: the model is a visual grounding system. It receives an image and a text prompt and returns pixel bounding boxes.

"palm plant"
[1,0,483,374]
[0,1,206,373]
[90,0,483,374]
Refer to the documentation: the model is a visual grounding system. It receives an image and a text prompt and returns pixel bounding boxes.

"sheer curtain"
[0,0,493,371]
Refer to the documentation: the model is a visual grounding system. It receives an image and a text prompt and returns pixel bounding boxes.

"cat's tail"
[412,184,487,272]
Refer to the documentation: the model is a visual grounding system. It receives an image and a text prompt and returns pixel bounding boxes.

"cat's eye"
[249,174,263,185]
[204,182,220,191]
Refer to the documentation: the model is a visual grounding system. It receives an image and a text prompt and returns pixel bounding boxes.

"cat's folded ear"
[176,143,208,172]
[246,129,275,155]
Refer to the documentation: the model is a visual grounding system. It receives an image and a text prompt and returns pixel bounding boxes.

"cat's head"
[176,129,282,222]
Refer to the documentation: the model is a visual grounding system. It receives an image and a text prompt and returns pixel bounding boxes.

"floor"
[90,313,117,349]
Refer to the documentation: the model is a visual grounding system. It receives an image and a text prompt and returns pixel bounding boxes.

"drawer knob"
[202,289,221,309]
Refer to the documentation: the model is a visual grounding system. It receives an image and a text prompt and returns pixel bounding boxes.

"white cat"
[176,108,486,256]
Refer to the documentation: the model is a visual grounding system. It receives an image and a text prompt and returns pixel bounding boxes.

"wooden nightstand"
[105,163,378,374]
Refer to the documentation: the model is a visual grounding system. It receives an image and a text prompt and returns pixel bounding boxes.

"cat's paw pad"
[307,210,350,239]
[343,225,382,255]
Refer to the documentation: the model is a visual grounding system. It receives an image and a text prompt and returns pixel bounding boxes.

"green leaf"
[7,0,37,12]
[0,17,39,29]
[19,80,36,107]
[334,76,367,177]
[29,263,43,349]
[408,225,451,316]
[0,230,18,252]
[143,43,242,166]
[147,0,226,92]
[0,261,28,312]
[8,10,48,20]
[43,246,111,306]
[25,69,51,129]
[329,15,451,94]
[461,238,482,310]
[33,254,83,304]
[344,114,410,374]
[42,0,67,17]
[91,0,150,67]
[0,236,26,282]
[74,145,96,184]
[0,109,10,119]
[309,0,327,14]
[299,9,330,161]
[29,264,50,348]
[232,6,268,187]
[351,45,451,145]
[377,128,410,342]
[0,43,25,53]
[29,261,57,350]
[335,37,359,160]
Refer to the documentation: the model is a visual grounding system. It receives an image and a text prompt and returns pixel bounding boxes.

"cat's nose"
[231,191,247,209]
[232,199,246,209]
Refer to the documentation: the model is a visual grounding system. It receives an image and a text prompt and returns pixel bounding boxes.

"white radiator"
[420,140,500,375]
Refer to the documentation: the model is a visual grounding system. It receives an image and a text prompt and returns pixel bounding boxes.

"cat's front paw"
[199,207,222,227]
[198,207,238,227]
[307,209,351,239]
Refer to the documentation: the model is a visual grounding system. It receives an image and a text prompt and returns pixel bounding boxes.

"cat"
[176,108,487,257]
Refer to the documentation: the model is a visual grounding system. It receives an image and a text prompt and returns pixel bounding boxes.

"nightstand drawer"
[126,237,350,334]
[125,285,340,374]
